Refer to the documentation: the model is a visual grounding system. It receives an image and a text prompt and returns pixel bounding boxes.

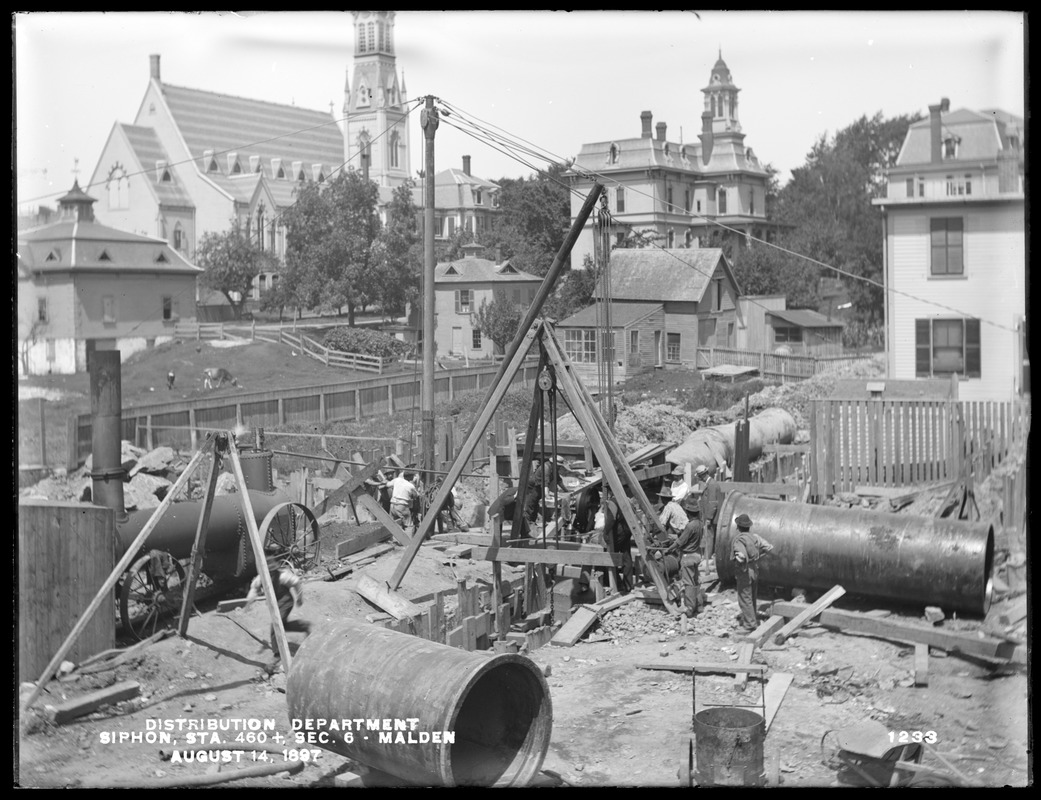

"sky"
[14,10,1026,211]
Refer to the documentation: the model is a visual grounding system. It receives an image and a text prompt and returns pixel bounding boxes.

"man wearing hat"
[669,463,690,503]
[388,467,422,534]
[664,492,708,616]
[657,483,689,537]
[519,456,568,538]
[731,513,774,631]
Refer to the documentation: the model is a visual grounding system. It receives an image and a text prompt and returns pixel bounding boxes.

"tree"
[196,219,278,319]
[281,169,380,325]
[544,255,599,321]
[484,162,572,276]
[774,111,922,324]
[731,240,820,310]
[474,293,522,354]
[370,179,421,319]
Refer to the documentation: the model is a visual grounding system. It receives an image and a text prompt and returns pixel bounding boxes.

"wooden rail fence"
[810,398,1031,497]
[696,346,874,384]
[173,321,226,340]
[252,327,391,374]
[68,361,539,469]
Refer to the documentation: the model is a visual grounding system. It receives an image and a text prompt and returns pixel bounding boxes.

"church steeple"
[344,11,411,187]
[702,51,741,135]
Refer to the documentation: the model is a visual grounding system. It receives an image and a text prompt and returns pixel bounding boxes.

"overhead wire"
[438,98,1018,335]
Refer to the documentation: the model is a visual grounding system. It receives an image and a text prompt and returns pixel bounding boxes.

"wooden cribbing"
[770,601,1026,663]
[773,585,846,645]
[733,642,755,689]
[637,662,768,674]
[744,615,785,648]
[763,672,793,731]
[46,680,141,725]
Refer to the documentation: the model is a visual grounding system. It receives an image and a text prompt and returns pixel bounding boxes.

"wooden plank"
[429,592,444,644]
[761,443,811,455]
[733,642,754,689]
[770,601,1027,663]
[354,492,411,547]
[216,598,249,613]
[335,521,392,558]
[463,616,477,651]
[355,574,423,621]
[636,662,768,674]
[763,672,793,732]
[549,607,599,647]
[471,546,622,567]
[431,532,494,546]
[743,614,785,648]
[445,544,474,560]
[47,680,140,725]
[314,461,382,517]
[344,543,395,564]
[914,643,929,686]
[773,585,846,644]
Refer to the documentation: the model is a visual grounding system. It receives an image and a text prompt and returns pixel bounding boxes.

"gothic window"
[718,188,727,215]
[160,168,172,182]
[231,161,242,175]
[256,203,266,251]
[358,83,370,107]
[173,224,184,252]
[367,22,375,51]
[616,186,625,213]
[277,165,286,179]
[389,130,400,168]
[107,165,129,209]
[207,157,219,173]
[378,21,385,50]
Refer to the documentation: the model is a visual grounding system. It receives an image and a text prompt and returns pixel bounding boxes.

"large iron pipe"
[89,350,126,517]
[668,407,796,473]
[116,488,291,562]
[713,492,994,615]
[286,620,553,787]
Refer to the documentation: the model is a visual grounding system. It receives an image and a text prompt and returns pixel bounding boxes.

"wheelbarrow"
[821,721,965,787]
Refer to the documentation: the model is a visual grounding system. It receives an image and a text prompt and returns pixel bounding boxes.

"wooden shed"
[765,308,845,357]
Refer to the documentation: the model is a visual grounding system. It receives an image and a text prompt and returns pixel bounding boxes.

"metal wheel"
[260,502,321,572]
[119,550,187,641]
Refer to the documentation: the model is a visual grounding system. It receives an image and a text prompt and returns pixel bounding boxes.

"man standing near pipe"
[697,464,724,559]
[731,513,774,631]
[388,468,422,534]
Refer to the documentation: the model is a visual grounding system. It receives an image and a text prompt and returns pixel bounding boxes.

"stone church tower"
[344,11,411,188]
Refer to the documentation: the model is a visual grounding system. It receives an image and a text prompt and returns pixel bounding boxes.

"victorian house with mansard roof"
[565,53,783,270]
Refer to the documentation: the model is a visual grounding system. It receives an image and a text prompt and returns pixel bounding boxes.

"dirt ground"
[16,526,1030,789]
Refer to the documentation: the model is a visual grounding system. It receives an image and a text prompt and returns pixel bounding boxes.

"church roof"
[121,124,195,207]
[592,248,734,303]
[160,83,343,177]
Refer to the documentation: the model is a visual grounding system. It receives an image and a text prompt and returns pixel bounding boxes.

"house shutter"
[915,319,931,377]
[965,319,981,378]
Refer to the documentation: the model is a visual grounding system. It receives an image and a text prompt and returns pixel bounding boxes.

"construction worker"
[520,456,568,538]
[388,468,422,532]
[664,493,707,617]
[596,495,635,593]
[731,513,774,631]
[245,563,304,662]
[696,463,725,559]
[669,463,690,503]
[657,484,689,537]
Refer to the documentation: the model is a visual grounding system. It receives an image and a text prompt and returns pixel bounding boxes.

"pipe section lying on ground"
[286,619,552,787]
[668,407,796,474]
[713,492,994,615]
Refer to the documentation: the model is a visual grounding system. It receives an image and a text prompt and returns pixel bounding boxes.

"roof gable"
[595,248,736,302]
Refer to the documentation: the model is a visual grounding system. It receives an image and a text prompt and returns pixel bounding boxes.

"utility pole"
[421,96,439,481]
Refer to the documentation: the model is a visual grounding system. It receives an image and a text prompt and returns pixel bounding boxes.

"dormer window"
[45,249,60,263]
[250,155,261,173]
[312,164,324,182]
[228,153,241,174]
[155,252,169,264]
[293,161,305,182]
[156,160,170,182]
[608,143,620,165]
[98,250,112,262]
[664,143,671,160]
[474,189,483,205]
[942,136,959,159]
[271,158,283,179]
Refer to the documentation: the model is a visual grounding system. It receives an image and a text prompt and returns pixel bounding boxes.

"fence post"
[37,396,47,467]
[319,392,326,424]
[278,398,285,425]
[66,414,79,471]
[759,351,765,377]
[251,319,256,341]
[146,415,154,450]
[188,408,198,451]
[387,383,394,416]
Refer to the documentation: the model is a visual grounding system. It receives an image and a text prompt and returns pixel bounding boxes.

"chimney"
[699,111,714,165]
[462,155,471,176]
[150,54,161,82]
[928,97,950,164]
[997,150,1020,193]
[656,122,667,143]
[641,111,653,139]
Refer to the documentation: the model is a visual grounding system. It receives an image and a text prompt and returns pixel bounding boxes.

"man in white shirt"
[388,469,422,532]
[657,484,689,537]
[669,463,690,503]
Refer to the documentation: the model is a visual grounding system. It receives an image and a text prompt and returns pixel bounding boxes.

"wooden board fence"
[811,398,1030,498]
